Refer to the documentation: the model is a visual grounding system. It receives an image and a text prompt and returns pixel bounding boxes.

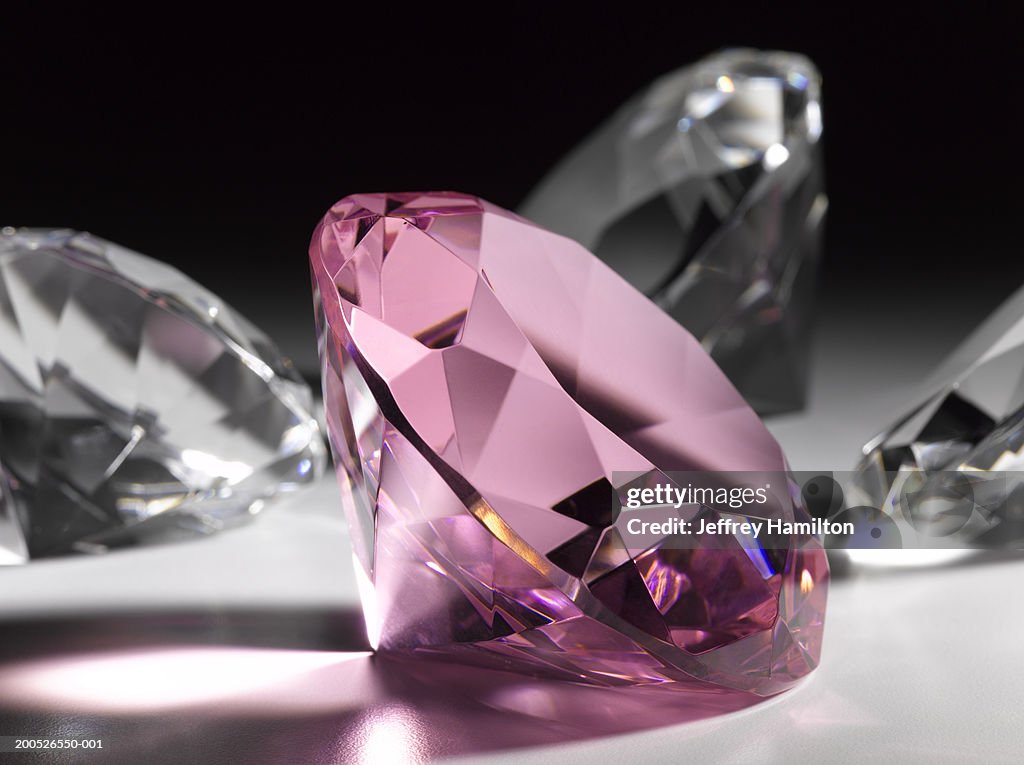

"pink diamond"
[310,192,827,696]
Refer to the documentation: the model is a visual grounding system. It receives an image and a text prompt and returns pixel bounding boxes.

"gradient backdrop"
[4,5,1020,399]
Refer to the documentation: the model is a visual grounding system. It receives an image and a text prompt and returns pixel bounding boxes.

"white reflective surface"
[1,283,1022,763]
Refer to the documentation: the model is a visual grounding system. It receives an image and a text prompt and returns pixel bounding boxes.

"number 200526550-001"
[1,737,106,752]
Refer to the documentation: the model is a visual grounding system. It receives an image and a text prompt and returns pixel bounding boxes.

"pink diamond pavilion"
[310,192,827,696]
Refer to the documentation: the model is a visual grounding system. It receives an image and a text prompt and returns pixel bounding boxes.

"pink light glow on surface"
[0,632,770,763]
[0,646,370,715]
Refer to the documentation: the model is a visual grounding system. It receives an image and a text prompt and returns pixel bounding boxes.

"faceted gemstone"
[0,228,325,559]
[311,192,828,695]
[0,460,26,564]
[851,284,1024,546]
[520,49,827,415]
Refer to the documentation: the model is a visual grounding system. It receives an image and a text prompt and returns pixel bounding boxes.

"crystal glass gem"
[851,284,1024,546]
[520,49,827,415]
[0,460,26,564]
[311,192,828,696]
[0,228,325,560]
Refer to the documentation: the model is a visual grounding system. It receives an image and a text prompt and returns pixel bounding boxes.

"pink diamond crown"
[311,192,827,696]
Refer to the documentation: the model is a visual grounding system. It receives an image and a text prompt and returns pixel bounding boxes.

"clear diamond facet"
[520,49,827,415]
[851,285,1024,546]
[0,459,26,564]
[311,192,828,696]
[0,228,325,559]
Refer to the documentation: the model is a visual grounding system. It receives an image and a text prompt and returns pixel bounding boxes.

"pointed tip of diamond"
[852,282,1024,546]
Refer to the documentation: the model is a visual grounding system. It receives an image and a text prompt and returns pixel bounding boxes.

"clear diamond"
[0,459,26,564]
[311,192,828,696]
[0,228,325,559]
[520,49,827,415]
[851,284,1024,546]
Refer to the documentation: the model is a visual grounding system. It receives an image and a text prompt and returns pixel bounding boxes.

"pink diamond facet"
[310,192,827,696]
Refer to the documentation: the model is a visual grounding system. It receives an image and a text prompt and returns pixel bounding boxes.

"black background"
[4,5,1021,374]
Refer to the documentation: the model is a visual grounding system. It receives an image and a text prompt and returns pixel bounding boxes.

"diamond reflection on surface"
[0,647,365,714]
[0,611,771,764]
